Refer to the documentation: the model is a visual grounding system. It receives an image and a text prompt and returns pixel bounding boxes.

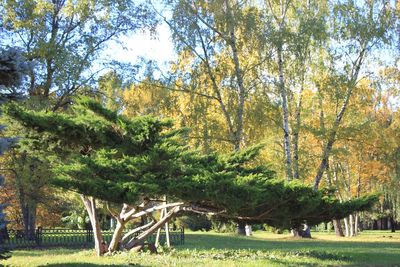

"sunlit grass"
[2,230,400,266]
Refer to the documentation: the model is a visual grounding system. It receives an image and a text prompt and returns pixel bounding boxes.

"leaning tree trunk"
[108,220,125,253]
[313,47,365,190]
[81,195,106,256]
[107,202,182,252]
[124,206,180,250]
[332,219,345,237]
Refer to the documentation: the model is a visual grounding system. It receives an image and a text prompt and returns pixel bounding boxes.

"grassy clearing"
[2,230,400,266]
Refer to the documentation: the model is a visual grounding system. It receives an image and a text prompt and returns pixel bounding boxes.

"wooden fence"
[0,227,184,249]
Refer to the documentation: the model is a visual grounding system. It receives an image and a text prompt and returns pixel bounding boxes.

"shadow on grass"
[13,247,83,257]
[181,232,400,250]
[37,264,145,267]
[178,233,400,265]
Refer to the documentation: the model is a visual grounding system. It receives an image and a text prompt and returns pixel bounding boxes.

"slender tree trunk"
[390,217,396,233]
[344,217,349,237]
[224,0,246,153]
[122,220,155,245]
[349,214,354,237]
[224,1,248,235]
[21,201,37,240]
[18,177,37,240]
[15,154,38,240]
[277,45,293,181]
[313,48,365,190]
[354,213,359,236]
[292,78,304,180]
[108,220,125,253]
[81,195,106,256]
[155,209,164,247]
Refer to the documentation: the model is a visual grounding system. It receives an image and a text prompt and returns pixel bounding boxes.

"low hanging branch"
[124,206,181,250]
[121,219,156,245]
[123,202,184,221]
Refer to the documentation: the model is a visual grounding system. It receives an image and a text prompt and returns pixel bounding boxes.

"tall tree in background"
[162,0,265,234]
[258,0,328,181]
[0,0,156,240]
[1,0,156,109]
[161,0,265,152]
[0,46,28,260]
[313,0,395,189]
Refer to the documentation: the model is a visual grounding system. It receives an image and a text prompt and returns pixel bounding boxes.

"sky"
[103,23,175,69]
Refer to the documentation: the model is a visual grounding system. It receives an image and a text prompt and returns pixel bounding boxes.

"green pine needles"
[4,98,378,230]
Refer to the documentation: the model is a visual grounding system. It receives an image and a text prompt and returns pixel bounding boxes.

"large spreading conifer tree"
[4,99,377,255]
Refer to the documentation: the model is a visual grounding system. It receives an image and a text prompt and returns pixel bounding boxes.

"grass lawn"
[2,230,400,266]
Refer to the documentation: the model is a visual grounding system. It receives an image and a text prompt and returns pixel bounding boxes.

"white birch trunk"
[313,47,366,189]
[344,217,349,237]
[277,45,293,181]
[349,214,354,237]
[354,213,359,236]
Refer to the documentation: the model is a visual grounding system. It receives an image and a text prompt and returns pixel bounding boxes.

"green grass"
[2,230,400,266]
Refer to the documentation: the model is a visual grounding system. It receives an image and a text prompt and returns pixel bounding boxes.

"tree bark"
[390,216,396,233]
[81,195,106,256]
[121,220,155,245]
[344,217,349,237]
[349,214,354,237]
[124,206,180,250]
[224,0,246,152]
[108,220,125,253]
[354,213,359,236]
[292,77,304,180]
[21,200,37,240]
[332,219,344,237]
[236,221,246,236]
[277,45,293,181]
[313,47,365,190]
[15,154,38,240]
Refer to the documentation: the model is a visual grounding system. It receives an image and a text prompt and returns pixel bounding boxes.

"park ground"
[2,230,400,266]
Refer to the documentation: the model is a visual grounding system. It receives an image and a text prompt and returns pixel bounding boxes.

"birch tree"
[313,0,396,190]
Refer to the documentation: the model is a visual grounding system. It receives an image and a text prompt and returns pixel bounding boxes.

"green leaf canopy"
[4,98,377,229]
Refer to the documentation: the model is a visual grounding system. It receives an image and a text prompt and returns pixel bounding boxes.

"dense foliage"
[5,99,378,230]
[0,47,28,260]
[0,0,398,258]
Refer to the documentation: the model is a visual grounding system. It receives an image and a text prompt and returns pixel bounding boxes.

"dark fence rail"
[0,227,184,249]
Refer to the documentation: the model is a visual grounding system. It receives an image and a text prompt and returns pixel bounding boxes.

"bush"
[211,220,237,233]
[175,214,212,231]
[264,225,284,234]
